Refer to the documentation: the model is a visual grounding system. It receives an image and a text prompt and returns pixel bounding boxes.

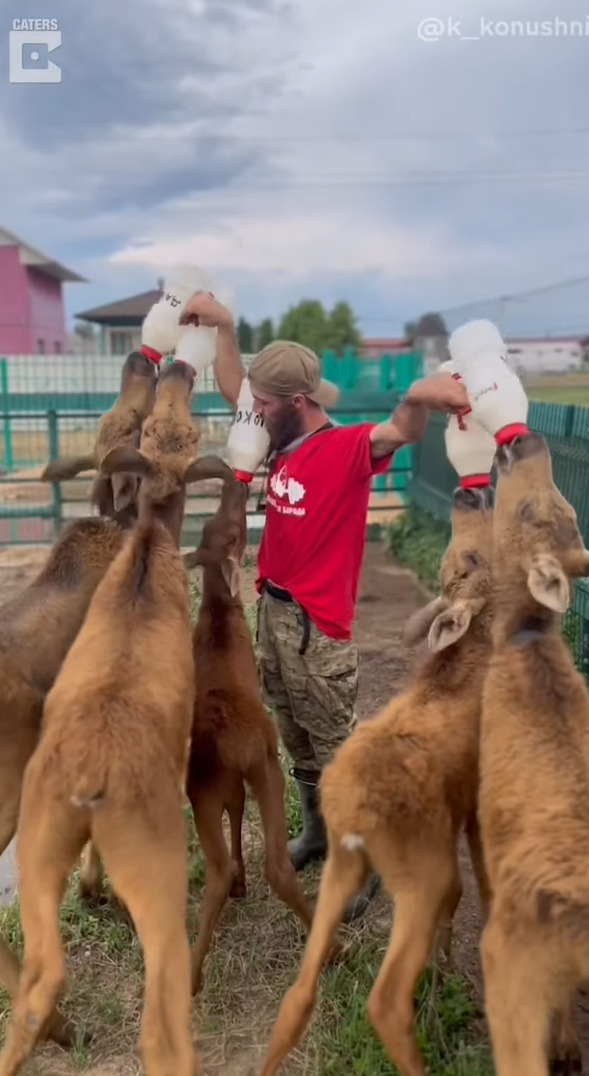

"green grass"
[311,942,492,1076]
[385,502,448,587]
[527,386,589,405]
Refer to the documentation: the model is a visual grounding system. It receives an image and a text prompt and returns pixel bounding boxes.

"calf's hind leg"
[78,840,104,902]
[0,797,88,1076]
[549,1001,583,1075]
[227,783,246,899]
[0,769,75,1049]
[249,755,315,932]
[365,841,462,1076]
[481,913,557,1076]
[93,797,199,1076]
[259,842,366,1076]
[187,782,236,995]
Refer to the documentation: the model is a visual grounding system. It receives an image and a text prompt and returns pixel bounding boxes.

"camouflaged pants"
[255,592,359,774]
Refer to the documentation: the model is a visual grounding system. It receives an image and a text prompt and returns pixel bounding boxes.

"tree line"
[236,300,362,355]
[237,303,450,356]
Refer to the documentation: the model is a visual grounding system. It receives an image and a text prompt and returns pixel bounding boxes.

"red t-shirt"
[256,423,394,641]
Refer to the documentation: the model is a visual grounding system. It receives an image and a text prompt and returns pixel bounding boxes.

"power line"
[72,168,589,184]
[179,128,589,142]
[153,172,589,191]
[436,272,589,318]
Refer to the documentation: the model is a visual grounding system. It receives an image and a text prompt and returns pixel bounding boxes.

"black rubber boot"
[288,768,328,871]
[342,872,381,923]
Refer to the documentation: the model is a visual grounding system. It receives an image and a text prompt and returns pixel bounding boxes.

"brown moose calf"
[258,483,494,1076]
[0,515,127,1044]
[478,430,589,1076]
[184,463,315,994]
[0,362,208,1076]
[42,348,158,518]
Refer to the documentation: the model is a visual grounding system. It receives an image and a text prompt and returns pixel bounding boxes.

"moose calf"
[184,464,315,994]
[42,349,158,518]
[478,430,589,1076]
[42,350,159,903]
[258,483,494,1076]
[0,363,209,1076]
[0,515,127,1045]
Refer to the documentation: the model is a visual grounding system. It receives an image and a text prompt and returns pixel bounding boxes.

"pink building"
[0,226,85,354]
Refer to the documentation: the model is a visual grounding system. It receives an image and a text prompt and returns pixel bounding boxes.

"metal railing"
[0,349,425,546]
[0,401,413,547]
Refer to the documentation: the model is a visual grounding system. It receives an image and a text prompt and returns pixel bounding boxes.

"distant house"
[505,336,589,373]
[0,226,85,355]
[76,282,163,356]
[360,338,411,359]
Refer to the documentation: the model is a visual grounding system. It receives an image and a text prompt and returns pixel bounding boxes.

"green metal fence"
[408,401,589,673]
[0,348,423,547]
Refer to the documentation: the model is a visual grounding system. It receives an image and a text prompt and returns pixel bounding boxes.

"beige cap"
[247,340,339,407]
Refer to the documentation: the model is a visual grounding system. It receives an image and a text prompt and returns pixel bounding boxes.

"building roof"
[75,286,164,322]
[75,286,163,325]
[360,337,409,350]
[0,225,86,283]
[506,336,588,345]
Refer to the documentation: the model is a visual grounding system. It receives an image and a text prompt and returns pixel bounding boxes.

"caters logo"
[267,466,306,516]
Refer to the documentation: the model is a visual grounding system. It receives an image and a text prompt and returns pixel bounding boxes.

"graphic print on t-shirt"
[268,464,306,515]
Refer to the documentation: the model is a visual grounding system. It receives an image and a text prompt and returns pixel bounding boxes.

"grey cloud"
[0,0,297,223]
[1,0,296,146]
[3,0,589,338]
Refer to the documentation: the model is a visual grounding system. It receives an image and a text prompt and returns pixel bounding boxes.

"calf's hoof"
[549,1057,583,1075]
[230,875,247,900]
[45,1011,79,1048]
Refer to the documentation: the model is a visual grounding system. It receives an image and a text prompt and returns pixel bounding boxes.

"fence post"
[564,404,575,439]
[378,353,392,391]
[0,358,13,472]
[47,410,63,537]
[321,349,338,385]
[342,346,357,390]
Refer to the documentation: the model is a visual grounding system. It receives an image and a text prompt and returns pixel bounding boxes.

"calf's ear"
[428,597,484,652]
[183,455,234,485]
[527,554,570,613]
[404,597,447,647]
[41,454,96,481]
[101,447,153,477]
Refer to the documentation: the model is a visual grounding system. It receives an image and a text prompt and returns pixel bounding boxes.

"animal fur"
[478,431,589,1076]
[258,483,495,1076]
[183,463,315,994]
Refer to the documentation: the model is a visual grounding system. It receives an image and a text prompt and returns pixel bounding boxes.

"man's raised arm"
[369,373,470,458]
[180,293,244,407]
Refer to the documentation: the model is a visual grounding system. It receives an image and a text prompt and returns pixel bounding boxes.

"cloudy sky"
[2,0,589,337]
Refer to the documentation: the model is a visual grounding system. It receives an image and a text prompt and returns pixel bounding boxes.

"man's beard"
[268,401,305,451]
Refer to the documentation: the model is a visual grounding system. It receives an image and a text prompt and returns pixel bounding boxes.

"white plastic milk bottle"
[437,359,497,486]
[140,270,202,362]
[141,264,224,364]
[227,377,271,483]
[448,319,529,444]
[444,411,497,488]
[174,324,217,377]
